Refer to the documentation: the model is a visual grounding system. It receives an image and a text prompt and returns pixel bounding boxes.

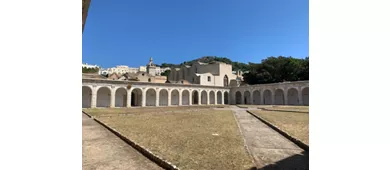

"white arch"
[97,86,111,107]
[131,88,143,107]
[145,88,156,106]
[82,86,92,108]
[217,91,222,104]
[235,91,242,104]
[201,90,208,105]
[274,88,285,105]
[302,87,309,106]
[223,91,229,104]
[253,90,261,105]
[192,90,199,105]
[287,88,299,105]
[263,89,272,105]
[159,89,169,106]
[209,91,215,104]
[182,90,190,105]
[171,89,180,105]
[244,91,251,104]
[115,87,127,107]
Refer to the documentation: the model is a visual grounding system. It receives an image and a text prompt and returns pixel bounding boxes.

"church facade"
[168,61,238,87]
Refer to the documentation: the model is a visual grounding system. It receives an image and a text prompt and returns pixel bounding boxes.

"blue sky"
[82,0,308,68]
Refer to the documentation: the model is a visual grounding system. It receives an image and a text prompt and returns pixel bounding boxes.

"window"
[142,73,145,76]
[148,78,151,82]
[208,76,211,82]
[181,80,184,84]
[195,67,198,73]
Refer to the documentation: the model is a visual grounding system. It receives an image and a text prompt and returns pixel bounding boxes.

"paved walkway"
[228,106,309,170]
[82,113,162,170]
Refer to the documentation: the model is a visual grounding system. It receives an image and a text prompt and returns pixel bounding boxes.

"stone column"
[284,89,288,105]
[222,92,225,105]
[178,90,182,106]
[271,90,275,105]
[260,89,264,105]
[167,89,171,106]
[142,89,146,107]
[250,91,254,105]
[207,91,210,105]
[91,87,97,108]
[298,88,303,105]
[198,91,201,105]
[110,88,116,108]
[241,92,245,104]
[189,91,192,106]
[214,91,218,105]
[126,89,131,108]
[155,89,160,107]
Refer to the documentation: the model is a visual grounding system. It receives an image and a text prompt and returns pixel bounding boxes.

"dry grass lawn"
[84,108,254,170]
[83,105,227,117]
[251,110,309,145]
[259,105,309,113]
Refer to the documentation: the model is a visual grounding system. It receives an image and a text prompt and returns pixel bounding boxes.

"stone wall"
[82,79,309,108]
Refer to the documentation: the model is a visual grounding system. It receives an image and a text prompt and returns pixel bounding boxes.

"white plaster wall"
[97,87,110,107]
[274,89,285,105]
[171,90,179,105]
[287,88,299,105]
[198,73,215,86]
[115,88,127,107]
[182,90,190,105]
[253,90,261,105]
[82,86,92,108]
[201,91,207,104]
[159,90,168,106]
[146,89,156,106]
[218,63,236,87]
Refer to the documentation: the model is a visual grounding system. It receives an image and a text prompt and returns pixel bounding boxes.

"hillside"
[159,56,250,71]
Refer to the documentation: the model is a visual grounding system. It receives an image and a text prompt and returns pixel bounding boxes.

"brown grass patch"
[251,110,309,145]
[87,108,254,170]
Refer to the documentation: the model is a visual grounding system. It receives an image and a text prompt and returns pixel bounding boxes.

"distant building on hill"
[168,61,240,87]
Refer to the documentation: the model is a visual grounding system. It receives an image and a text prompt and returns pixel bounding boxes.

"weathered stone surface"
[82,113,162,170]
[231,106,308,169]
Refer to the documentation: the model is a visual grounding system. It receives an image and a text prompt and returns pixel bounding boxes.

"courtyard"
[83,105,309,170]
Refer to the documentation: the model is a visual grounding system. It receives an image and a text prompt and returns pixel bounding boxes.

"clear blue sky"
[82,0,308,68]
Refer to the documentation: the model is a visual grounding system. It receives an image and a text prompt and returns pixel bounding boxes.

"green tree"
[161,70,171,78]
[82,67,99,73]
[243,56,309,85]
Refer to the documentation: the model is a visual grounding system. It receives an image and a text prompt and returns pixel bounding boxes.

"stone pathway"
[82,113,162,170]
[229,106,309,170]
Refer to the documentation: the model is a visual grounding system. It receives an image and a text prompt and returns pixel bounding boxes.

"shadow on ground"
[249,151,309,170]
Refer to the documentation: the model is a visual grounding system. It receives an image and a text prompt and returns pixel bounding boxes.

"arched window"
[224,75,229,87]
[207,76,211,82]
[148,78,151,82]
